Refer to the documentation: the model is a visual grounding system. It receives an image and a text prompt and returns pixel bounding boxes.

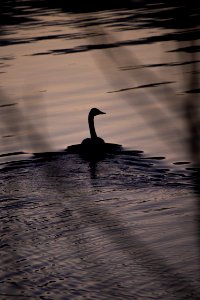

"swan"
[67,108,122,157]
[81,108,105,146]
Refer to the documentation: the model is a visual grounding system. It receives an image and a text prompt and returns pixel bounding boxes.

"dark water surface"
[0,1,199,299]
[0,150,199,299]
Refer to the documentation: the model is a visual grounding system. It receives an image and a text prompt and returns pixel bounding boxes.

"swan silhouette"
[81,108,106,146]
[67,108,122,157]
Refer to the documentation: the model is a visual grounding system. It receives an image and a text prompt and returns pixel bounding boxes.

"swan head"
[89,108,106,118]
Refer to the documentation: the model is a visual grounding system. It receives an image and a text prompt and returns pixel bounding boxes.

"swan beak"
[99,110,106,115]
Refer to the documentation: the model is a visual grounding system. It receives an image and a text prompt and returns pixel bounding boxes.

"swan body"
[67,108,122,157]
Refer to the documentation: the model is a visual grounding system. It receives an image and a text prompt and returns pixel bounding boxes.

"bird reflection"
[89,160,98,179]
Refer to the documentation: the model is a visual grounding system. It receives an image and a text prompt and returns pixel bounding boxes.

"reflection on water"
[0,1,199,299]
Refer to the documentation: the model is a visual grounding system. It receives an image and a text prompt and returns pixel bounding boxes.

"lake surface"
[0,1,199,299]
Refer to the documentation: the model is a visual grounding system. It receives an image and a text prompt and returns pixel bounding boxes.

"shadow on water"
[0,0,199,299]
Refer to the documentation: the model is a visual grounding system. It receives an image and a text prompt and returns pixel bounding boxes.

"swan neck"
[88,114,97,139]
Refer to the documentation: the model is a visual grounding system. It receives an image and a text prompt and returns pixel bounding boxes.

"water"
[0,151,199,299]
[0,2,198,163]
[0,1,199,299]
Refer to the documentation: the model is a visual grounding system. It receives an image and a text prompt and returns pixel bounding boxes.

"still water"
[0,1,199,299]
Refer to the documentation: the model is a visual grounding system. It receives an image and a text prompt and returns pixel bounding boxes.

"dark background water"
[0,1,199,299]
